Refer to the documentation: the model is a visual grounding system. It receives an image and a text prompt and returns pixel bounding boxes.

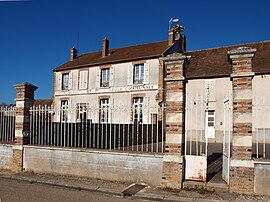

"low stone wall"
[254,162,270,195]
[0,144,13,170]
[23,146,163,186]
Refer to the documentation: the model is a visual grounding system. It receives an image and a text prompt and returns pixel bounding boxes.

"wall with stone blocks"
[254,163,270,195]
[23,146,163,186]
[0,144,13,169]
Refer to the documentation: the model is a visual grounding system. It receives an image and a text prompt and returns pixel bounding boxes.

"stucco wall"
[23,146,163,186]
[0,144,13,170]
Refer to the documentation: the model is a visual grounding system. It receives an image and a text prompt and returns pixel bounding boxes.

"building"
[48,24,270,193]
[52,25,185,124]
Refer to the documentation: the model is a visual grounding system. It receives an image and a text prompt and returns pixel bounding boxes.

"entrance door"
[185,95,208,183]
[222,98,232,184]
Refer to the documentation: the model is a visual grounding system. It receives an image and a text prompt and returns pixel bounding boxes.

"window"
[62,73,69,90]
[100,99,109,123]
[134,64,144,84]
[79,71,88,90]
[76,103,87,121]
[100,68,110,87]
[133,97,143,124]
[205,110,215,138]
[60,100,68,122]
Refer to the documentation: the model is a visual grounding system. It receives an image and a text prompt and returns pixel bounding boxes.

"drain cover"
[122,184,147,196]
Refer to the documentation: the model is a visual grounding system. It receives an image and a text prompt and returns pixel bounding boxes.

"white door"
[222,98,232,184]
[185,95,208,183]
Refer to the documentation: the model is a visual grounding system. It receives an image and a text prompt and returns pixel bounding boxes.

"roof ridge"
[79,40,168,56]
[187,39,270,53]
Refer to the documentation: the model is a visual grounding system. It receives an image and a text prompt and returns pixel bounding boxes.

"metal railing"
[0,107,16,143]
[253,101,270,158]
[29,104,165,153]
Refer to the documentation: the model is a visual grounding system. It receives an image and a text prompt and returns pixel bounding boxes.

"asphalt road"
[0,178,135,202]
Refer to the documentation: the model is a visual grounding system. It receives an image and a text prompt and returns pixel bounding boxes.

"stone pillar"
[12,82,38,172]
[228,47,256,194]
[161,53,186,189]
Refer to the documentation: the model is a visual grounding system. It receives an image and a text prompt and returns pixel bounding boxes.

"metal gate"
[185,94,208,182]
[222,97,232,184]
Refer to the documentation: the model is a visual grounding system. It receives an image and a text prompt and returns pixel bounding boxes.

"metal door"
[222,97,232,184]
[185,94,208,182]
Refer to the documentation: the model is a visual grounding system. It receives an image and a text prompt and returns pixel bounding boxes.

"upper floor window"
[100,99,109,123]
[62,73,69,90]
[100,68,110,87]
[134,64,144,84]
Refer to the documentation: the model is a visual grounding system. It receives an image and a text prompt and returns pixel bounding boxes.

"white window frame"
[100,99,109,123]
[133,97,143,124]
[133,64,144,84]
[76,103,88,122]
[62,73,69,90]
[100,68,110,87]
[60,100,69,122]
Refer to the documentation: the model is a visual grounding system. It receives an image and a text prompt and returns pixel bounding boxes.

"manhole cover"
[122,183,147,196]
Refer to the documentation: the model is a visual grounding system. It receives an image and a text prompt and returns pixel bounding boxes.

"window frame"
[100,98,109,123]
[62,73,69,90]
[133,64,144,84]
[60,100,69,122]
[100,68,110,87]
[133,97,143,124]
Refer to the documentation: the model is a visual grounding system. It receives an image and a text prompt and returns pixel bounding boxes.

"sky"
[0,0,270,104]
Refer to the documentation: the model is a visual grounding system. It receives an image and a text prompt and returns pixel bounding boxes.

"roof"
[54,40,169,71]
[185,40,270,78]
[34,99,53,107]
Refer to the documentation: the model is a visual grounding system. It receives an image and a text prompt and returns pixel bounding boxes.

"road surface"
[0,178,135,202]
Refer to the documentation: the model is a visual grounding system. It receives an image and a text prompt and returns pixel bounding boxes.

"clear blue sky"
[0,0,270,104]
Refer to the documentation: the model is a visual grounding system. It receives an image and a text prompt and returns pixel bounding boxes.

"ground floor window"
[60,100,68,122]
[133,97,143,124]
[100,99,109,123]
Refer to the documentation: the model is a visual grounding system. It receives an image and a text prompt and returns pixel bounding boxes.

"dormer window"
[134,64,144,84]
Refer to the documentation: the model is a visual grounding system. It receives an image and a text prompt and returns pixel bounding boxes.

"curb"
[0,174,228,202]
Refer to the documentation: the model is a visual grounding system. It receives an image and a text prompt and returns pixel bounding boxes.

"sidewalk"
[0,169,267,202]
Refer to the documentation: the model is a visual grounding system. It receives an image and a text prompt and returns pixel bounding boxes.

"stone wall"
[23,146,163,186]
[0,144,13,170]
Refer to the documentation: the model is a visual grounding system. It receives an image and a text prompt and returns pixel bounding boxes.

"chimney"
[168,25,184,46]
[102,37,109,58]
[70,47,78,61]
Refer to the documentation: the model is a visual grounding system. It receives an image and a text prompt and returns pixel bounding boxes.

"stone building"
[42,25,270,193]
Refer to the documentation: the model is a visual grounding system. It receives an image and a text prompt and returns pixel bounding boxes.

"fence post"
[160,53,187,189]
[12,82,38,172]
[228,47,256,194]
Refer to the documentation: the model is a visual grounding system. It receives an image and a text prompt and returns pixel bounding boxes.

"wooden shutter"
[79,71,88,89]
[127,64,133,85]
[205,79,216,101]
[68,72,73,90]
[96,68,100,87]
[144,63,150,84]
[110,67,114,87]
[57,73,62,91]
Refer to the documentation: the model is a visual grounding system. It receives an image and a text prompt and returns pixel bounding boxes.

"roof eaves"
[53,54,163,72]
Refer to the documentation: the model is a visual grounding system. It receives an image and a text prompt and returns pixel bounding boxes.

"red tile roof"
[34,99,53,107]
[185,40,270,78]
[54,40,169,71]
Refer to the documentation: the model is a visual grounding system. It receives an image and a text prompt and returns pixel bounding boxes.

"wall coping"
[23,145,164,158]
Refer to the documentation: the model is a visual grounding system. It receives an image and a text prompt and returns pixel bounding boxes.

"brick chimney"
[102,37,109,58]
[168,25,185,46]
[70,47,78,61]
